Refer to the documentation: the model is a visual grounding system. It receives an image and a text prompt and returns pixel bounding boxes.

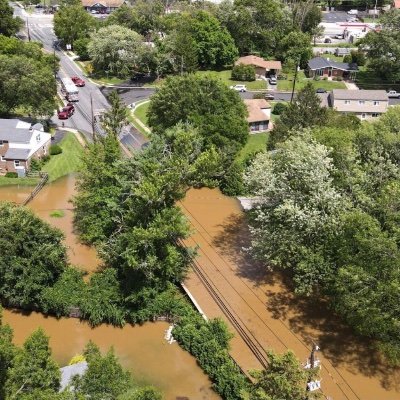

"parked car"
[387,90,400,98]
[347,17,358,22]
[57,104,75,119]
[229,84,247,92]
[268,76,277,85]
[316,88,327,93]
[348,9,358,15]
[265,92,275,100]
[335,34,344,39]
[71,76,85,87]
[324,37,332,43]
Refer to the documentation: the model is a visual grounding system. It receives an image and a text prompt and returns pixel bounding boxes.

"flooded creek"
[0,178,220,400]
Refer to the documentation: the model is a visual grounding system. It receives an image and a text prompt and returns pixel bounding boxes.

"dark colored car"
[57,104,75,119]
[316,88,327,93]
[324,37,332,43]
[71,76,85,87]
[265,92,275,100]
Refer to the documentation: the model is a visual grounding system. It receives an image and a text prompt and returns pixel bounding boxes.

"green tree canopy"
[88,25,144,77]
[54,4,96,46]
[0,203,67,308]
[0,0,23,37]
[147,74,248,164]
[6,329,60,397]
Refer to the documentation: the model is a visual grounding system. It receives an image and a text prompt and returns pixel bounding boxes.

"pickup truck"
[387,90,400,98]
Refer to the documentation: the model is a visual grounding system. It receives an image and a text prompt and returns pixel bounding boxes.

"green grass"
[93,76,126,86]
[195,70,268,90]
[315,43,355,48]
[236,133,268,164]
[0,176,39,187]
[277,70,346,91]
[49,210,65,218]
[43,133,84,182]
[320,54,345,62]
[134,102,150,127]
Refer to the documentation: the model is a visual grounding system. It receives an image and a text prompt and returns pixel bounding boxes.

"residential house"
[393,0,400,9]
[330,89,388,120]
[0,119,51,175]
[235,55,282,78]
[307,57,358,79]
[81,0,125,13]
[244,99,271,133]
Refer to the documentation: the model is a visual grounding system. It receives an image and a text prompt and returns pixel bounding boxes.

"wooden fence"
[22,172,49,206]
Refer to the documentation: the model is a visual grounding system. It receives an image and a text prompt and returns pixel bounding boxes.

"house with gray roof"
[330,89,389,120]
[0,119,51,175]
[306,57,358,80]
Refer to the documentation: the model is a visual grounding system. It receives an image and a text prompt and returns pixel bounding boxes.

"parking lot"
[322,11,354,23]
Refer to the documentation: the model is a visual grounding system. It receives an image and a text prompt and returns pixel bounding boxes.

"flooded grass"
[49,209,65,218]
[0,176,39,187]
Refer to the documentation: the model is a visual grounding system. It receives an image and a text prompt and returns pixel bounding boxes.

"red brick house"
[306,57,358,79]
[0,119,51,175]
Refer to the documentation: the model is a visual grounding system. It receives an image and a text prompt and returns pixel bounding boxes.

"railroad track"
[188,252,270,370]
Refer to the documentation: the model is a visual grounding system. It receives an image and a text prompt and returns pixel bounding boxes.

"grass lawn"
[0,176,39,187]
[93,76,127,86]
[320,54,345,62]
[43,133,84,182]
[236,133,268,164]
[277,70,346,91]
[134,102,150,127]
[195,70,268,90]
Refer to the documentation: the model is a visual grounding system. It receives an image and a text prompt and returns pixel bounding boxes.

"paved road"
[12,5,147,150]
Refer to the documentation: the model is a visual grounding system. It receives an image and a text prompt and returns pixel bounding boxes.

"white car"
[388,90,400,98]
[348,9,358,15]
[269,76,277,85]
[230,84,247,92]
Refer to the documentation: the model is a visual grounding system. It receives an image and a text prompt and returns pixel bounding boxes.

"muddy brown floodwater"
[0,177,220,400]
[181,187,400,400]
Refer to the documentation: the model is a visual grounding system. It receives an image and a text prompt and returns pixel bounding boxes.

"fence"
[22,172,49,206]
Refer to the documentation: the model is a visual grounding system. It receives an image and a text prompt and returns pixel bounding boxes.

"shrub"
[74,38,90,61]
[273,102,287,115]
[323,77,328,80]
[253,92,265,99]
[50,144,62,155]
[4,172,18,178]
[30,158,42,172]
[42,154,51,163]
[336,76,343,81]
[231,64,255,81]
[49,210,65,218]
[313,76,320,81]
[220,162,245,196]
[343,54,352,64]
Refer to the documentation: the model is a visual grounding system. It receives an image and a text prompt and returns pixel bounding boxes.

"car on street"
[347,17,358,22]
[57,104,75,119]
[348,9,358,15]
[324,37,332,43]
[230,84,247,92]
[264,92,275,100]
[316,88,327,93]
[71,76,85,87]
[334,34,344,39]
[387,90,400,98]
[268,76,277,85]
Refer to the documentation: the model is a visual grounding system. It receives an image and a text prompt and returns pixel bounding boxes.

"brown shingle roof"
[244,99,271,123]
[235,56,282,70]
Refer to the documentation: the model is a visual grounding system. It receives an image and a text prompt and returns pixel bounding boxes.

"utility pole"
[290,59,299,103]
[53,48,57,80]
[90,93,96,142]
[26,18,31,42]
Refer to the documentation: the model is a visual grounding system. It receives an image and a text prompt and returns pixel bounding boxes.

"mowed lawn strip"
[236,132,268,164]
[133,101,150,127]
[195,70,268,90]
[43,132,84,182]
[0,176,39,187]
[277,70,346,91]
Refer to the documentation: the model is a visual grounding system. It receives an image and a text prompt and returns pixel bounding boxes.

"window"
[14,160,20,167]
[358,100,365,105]
[361,113,366,119]
[373,101,380,106]
[344,100,351,105]
[372,113,379,117]
[0,140,3,147]
[36,134,41,142]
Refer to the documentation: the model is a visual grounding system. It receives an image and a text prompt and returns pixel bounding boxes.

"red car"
[57,104,75,119]
[71,76,85,87]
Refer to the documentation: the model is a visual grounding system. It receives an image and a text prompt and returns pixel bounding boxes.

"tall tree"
[6,329,60,397]
[101,91,129,138]
[54,5,96,47]
[147,74,248,165]
[0,0,23,37]
[0,203,67,308]
[0,307,15,399]
[269,82,328,148]
[88,25,144,78]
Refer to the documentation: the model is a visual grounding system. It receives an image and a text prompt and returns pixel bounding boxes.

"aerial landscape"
[1,0,400,399]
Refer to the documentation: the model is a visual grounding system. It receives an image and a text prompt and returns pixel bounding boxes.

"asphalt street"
[13,5,147,150]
